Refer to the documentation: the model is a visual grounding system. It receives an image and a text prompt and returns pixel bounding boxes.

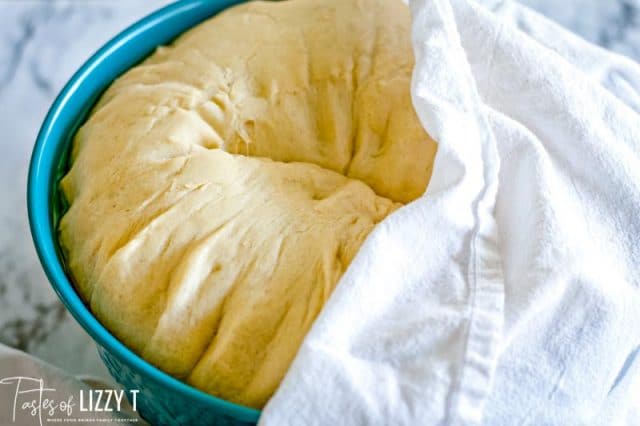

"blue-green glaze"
[27,1,261,424]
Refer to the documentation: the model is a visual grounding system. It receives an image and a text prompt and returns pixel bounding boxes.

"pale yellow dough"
[59,0,436,408]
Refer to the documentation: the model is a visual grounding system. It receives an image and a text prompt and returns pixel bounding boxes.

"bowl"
[27,1,262,425]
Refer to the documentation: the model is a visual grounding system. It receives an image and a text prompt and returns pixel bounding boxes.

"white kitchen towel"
[260,0,640,425]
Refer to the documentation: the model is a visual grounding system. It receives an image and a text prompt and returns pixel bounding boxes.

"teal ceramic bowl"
[27,1,262,425]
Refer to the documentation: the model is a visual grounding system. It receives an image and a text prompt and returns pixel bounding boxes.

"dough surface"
[59,0,436,408]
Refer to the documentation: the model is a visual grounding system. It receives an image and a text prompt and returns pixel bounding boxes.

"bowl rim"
[27,0,261,422]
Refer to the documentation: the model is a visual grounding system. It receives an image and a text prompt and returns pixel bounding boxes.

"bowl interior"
[28,0,260,423]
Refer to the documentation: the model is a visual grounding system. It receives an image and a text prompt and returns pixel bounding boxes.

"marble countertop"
[0,0,638,379]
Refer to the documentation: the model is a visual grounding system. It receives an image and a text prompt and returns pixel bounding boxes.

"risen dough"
[59,0,436,408]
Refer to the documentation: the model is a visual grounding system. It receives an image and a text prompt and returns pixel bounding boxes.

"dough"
[59,0,436,408]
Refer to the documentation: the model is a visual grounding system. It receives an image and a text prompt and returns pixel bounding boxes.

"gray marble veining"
[522,0,640,59]
[0,0,638,380]
[0,0,172,378]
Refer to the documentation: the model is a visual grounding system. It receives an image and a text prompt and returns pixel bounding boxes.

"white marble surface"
[0,0,638,379]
